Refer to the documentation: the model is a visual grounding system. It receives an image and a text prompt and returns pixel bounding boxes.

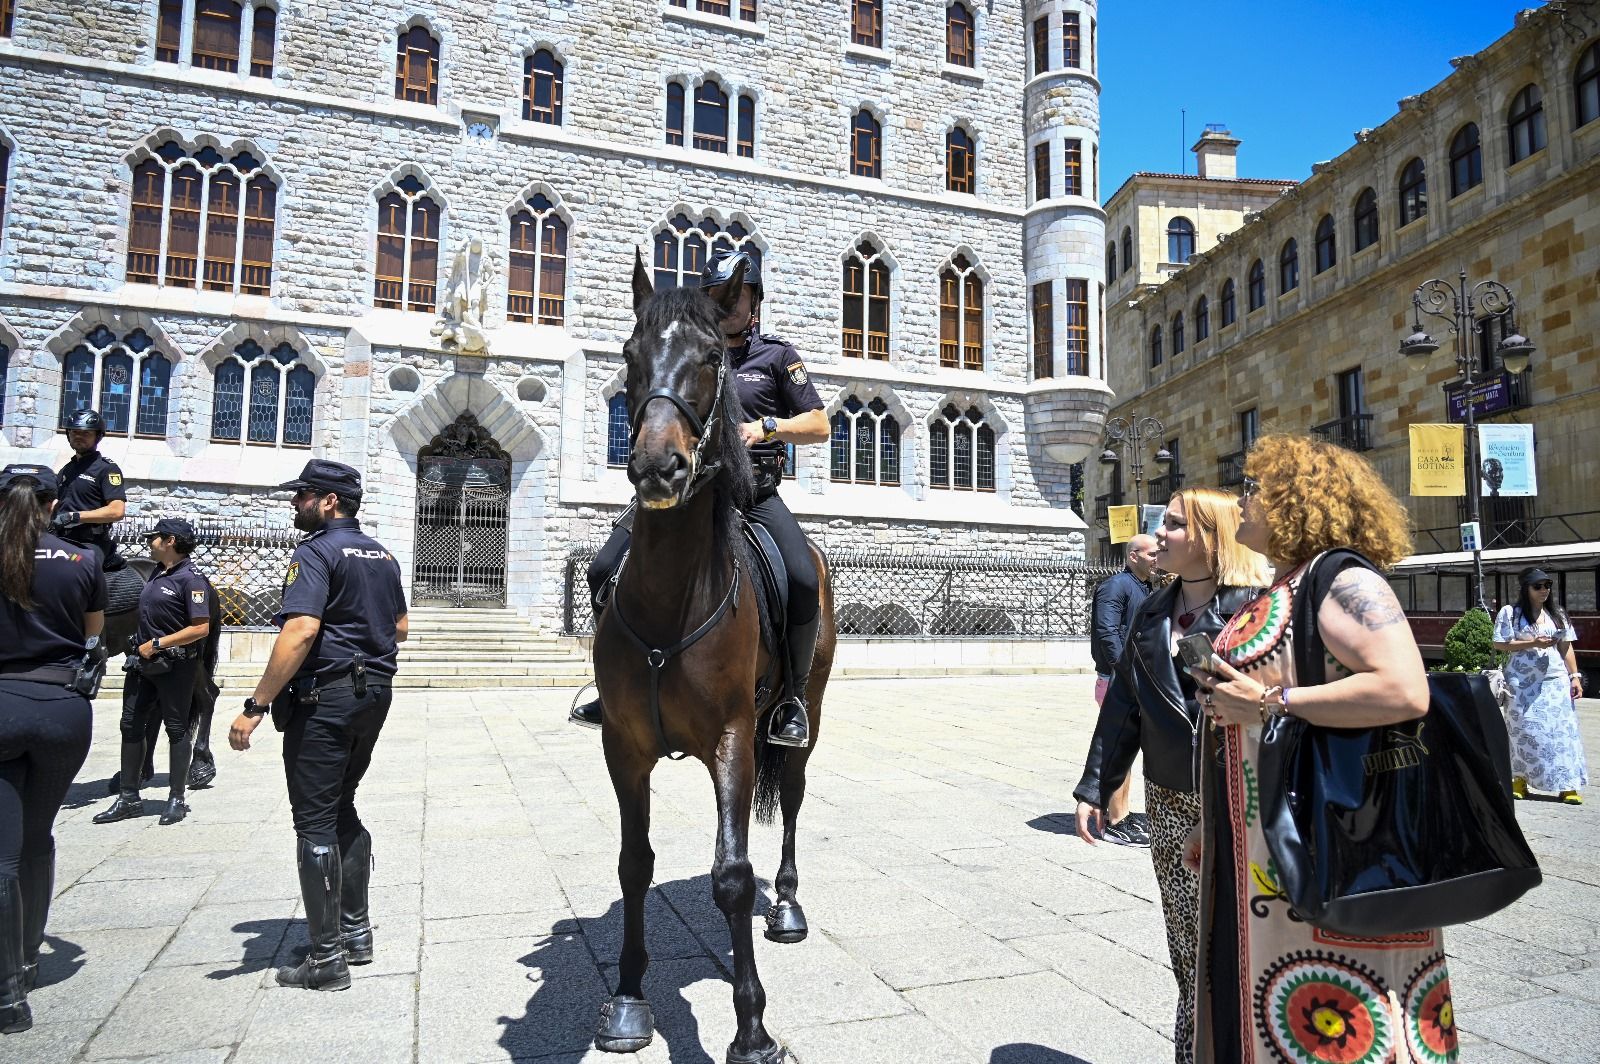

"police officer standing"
[93,518,213,827]
[54,410,128,572]
[229,460,407,992]
[572,250,828,746]
[0,465,107,1034]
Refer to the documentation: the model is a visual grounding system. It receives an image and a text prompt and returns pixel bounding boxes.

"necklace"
[1176,581,1217,628]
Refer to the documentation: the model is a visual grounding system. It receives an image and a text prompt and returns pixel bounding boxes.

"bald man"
[1088,534,1159,845]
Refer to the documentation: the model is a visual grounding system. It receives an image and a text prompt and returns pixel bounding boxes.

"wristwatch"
[242,697,269,718]
[762,416,779,442]
[151,637,161,651]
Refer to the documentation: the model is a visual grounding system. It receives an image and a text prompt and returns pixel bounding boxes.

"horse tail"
[202,576,223,677]
[753,732,787,826]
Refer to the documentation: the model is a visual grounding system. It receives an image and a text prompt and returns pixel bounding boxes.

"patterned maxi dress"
[1193,565,1459,1064]
[1493,605,1586,793]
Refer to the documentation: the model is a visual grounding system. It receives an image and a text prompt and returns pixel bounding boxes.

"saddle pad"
[741,518,788,640]
[105,566,145,615]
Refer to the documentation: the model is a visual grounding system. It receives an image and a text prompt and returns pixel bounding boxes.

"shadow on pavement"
[34,933,86,989]
[500,874,728,1064]
[1025,814,1078,836]
[990,1044,1091,1064]
[211,918,295,979]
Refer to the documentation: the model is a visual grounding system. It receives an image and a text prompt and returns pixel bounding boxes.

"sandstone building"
[0,0,1111,625]
[1092,4,1600,576]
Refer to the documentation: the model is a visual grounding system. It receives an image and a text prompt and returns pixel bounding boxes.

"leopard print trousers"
[1147,779,1203,1064]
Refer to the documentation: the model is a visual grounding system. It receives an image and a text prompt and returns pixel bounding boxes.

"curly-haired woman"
[1182,435,1457,1063]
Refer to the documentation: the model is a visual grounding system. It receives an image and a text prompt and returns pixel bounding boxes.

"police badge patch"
[285,562,299,587]
[108,473,122,486]
[191,590,205,604]
[787,362,808,386]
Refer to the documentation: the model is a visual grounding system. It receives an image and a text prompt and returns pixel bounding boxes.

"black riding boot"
[768,611,820,749]
[161,735,192,825]
[0,878,29,1034]
[339,829,374,964]
[18,846,53,993]
[188,698,217,789]
[276,840,350,991]
[95,742,147,823]
[106,716,158,794]
[569,696,603,729]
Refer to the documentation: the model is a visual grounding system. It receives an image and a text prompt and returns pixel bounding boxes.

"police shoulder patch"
[108,473,122,486]
[787,362,808,386]
[192,589,206,604]
[285,561,299,587]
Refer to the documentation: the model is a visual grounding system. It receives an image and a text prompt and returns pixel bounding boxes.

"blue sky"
[1098,0,1531,197]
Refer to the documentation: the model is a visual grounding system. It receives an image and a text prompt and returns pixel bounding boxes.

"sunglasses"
[1241,477,1260,500]
[1530,582,1553,591]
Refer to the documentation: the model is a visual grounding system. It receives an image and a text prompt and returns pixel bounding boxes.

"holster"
[753,452,786,499]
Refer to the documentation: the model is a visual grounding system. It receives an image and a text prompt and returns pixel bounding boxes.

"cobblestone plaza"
[11,678,1600,1064]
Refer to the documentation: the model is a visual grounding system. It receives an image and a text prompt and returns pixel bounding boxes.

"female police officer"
[0,464,107,1033]
[571,249,828,747]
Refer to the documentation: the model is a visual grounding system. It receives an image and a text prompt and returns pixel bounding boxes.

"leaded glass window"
[929,404,994,492]
[211,339,314,446]
[58,326,170,438]
[829,395,900,486]
[607,392,631,468]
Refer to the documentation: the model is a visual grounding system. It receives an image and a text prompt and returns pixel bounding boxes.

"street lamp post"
[1099,412,1172,506]
[1400,269,1536,612]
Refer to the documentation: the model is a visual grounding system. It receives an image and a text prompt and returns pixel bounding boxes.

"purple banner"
[1446,372,1512,423]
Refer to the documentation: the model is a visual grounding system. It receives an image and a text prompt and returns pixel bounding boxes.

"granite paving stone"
[6,681,1593,1062]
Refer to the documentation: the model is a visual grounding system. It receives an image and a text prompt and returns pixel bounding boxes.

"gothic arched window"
[851,109,882,178]
[58,325,172,439]
[127,141,278,296]
[842,238,891,359]
[508,193,567,325]
[946,3,975,66]
[938,254,983,370]
[524,50,564,125]
[374,174,441,311]
[652,213,762,291]
[830,396,900,486]
[929,404,995,492]
[211,339,314,446]
[946,127,975,193]
[396,24,440,105]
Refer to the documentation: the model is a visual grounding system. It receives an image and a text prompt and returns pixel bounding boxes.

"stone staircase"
[98,607,594,697]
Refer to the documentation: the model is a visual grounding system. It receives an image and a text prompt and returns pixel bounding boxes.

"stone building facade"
[0,0,1111,626]
[1091,5,1600,563]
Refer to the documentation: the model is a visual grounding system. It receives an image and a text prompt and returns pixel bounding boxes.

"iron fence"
[564,548,1119,640]
[114,518,302,630]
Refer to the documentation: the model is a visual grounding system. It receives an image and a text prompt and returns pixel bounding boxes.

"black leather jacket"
[1073,580,1260,806]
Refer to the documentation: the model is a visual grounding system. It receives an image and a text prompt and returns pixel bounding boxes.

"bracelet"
[1258,685,1288,725]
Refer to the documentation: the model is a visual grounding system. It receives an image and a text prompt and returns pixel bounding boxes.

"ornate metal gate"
[412,413,511,606]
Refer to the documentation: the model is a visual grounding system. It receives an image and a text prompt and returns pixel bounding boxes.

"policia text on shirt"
[229,460,409,993]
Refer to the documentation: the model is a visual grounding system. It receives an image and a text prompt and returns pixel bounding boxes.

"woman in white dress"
[1493,566,1587,803]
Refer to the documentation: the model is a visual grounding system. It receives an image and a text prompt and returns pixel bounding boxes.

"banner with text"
[1478,423,1537,498]
[1107,505,1140,544]
[1410,423,1466,497]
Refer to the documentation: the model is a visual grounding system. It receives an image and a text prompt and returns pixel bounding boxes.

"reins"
[628,356,728,503]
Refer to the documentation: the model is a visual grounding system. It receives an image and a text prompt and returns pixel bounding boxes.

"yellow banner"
[1409,423,1466,497]
[1107,505,1140,543]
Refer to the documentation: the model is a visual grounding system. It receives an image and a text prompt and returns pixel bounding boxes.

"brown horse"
[589,252,835,1063]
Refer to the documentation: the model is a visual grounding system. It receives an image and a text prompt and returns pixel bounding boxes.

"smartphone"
[1177,632,1220,673]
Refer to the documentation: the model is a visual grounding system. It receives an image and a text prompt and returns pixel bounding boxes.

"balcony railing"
[1093,491,1125,523]
[1146,472,1184,505]
[1311,413,1374,452]
[1217,450,1246,489]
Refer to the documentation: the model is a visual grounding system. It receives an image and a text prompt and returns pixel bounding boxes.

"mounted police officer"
[571,249,828,747]
[228,459,407,992]
[54,409,128,572]
[93,518,213,827]
[0,465,107,1034]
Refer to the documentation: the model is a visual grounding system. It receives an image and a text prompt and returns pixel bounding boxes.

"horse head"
[624,248,749,511]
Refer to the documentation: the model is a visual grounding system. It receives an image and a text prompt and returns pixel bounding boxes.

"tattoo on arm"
[1328,570,1407,631]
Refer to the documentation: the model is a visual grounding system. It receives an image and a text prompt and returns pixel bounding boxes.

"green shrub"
[1438,608,1505,672]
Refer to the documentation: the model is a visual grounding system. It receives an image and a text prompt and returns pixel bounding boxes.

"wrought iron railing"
[1146,472,1184,505]
[1217,450,1246,489]
[1413,509,1600,553]
[1311,413,1374,452]
[1093,491,1124,523]
[114,517,302,630]
[565,548,1119,640]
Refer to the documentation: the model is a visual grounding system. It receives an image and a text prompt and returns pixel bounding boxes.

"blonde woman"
[1074,487,1268,1063]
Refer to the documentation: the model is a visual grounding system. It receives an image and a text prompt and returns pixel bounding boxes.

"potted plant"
[1437,608,1511,710]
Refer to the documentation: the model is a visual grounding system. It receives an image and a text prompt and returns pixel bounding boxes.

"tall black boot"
[276,840,350,991]
[768,611,820,748]
[568,694,603,729]
[339,829,374,964]
[161,734,192,825]
[94,742,147,824]
[0,878,29,1034]
[18,846,53,993]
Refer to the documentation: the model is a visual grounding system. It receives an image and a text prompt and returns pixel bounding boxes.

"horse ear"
[706,258,747,316]
[632,249,654,315]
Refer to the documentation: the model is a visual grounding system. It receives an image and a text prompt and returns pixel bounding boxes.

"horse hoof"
[763,900,808,944]
[727,1041,787,1064]
[594,995,654,1053]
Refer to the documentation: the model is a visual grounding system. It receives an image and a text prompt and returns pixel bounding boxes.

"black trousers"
[0,681,92,878]
[120,658,201,746]
[587,489,819,627]
[281,683,392,847]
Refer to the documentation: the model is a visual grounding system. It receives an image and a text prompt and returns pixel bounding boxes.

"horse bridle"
[627,355,728,502]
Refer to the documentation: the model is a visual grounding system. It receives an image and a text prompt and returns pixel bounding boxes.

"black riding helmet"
[700,250,763,301]
[65,408,107,436]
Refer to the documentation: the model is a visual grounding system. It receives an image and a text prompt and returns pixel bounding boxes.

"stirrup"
[765,697,810,749]
[568,683,603,730]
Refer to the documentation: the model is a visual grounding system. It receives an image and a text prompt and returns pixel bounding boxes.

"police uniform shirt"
[136,557,213,643]
[731,334,824,459]
[0,533,107,669]
[277,517,407,680]
[56,451,127,547]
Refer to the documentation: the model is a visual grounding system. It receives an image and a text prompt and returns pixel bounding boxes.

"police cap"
[0,464,60,498]
[144,517,198,544]
[280,459,363,500]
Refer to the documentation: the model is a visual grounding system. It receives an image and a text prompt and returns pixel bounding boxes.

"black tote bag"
[1255,549,1542,937]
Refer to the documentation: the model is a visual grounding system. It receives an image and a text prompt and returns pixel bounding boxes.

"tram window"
[1567,571,1596,611]
[1440,575,1469,613]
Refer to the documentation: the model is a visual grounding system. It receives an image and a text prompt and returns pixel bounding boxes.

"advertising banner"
[1142,505,1166,537]
[1478,423,1537,498]
[1107,505,1139,544]
[1409,424,1466,497]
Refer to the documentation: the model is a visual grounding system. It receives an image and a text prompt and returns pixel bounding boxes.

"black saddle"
[105,565,146,616]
